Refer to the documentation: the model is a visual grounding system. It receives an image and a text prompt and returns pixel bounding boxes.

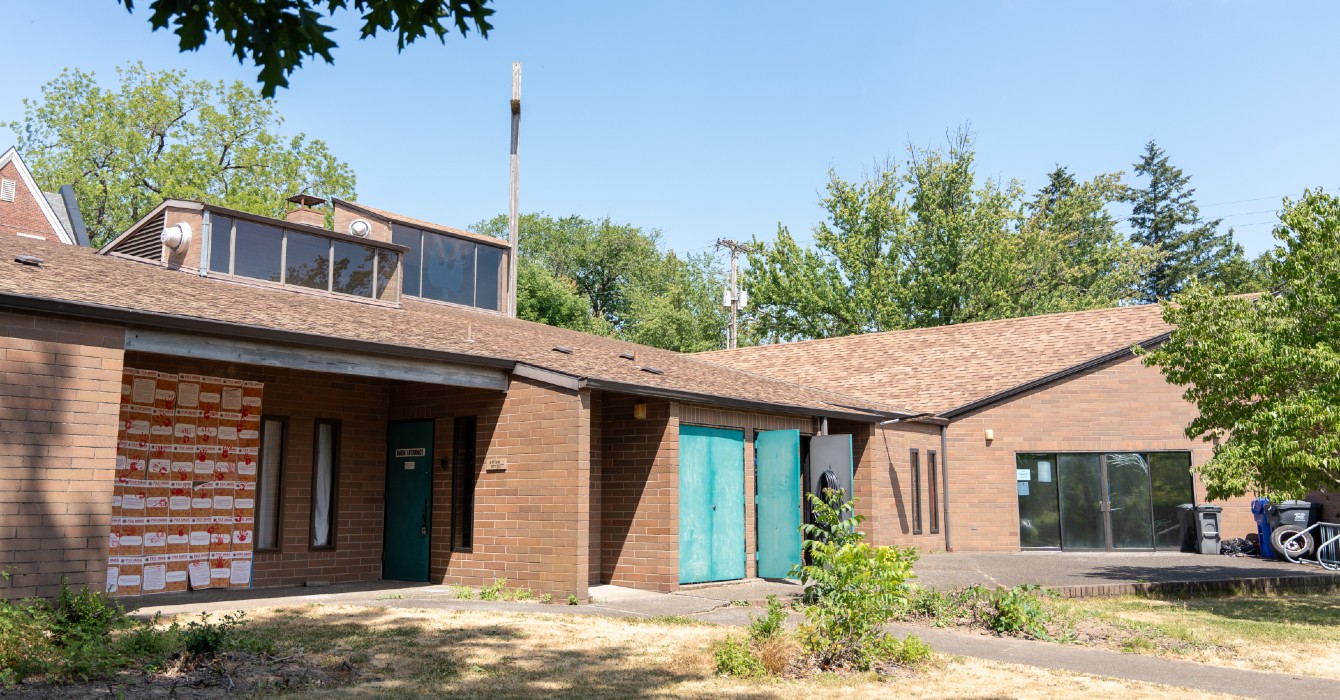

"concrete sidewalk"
[124,579,1335,699]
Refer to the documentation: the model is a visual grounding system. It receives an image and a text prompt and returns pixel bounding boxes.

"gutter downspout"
[940,422,952,552]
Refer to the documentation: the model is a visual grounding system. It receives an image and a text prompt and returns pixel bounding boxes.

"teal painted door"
[756,430,802,579]
[679,425,746,584]
[384,420,434,581]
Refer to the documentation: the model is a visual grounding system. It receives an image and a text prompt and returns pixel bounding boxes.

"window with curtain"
[928,450,940,535]
[256,417,287,550]
[311,419,340,549]
[910,449,923,535]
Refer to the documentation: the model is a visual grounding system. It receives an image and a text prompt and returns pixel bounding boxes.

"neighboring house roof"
[331,197,508,248]
[697,304,1175,417]
[0,147,85,246]
[0,234,910,422]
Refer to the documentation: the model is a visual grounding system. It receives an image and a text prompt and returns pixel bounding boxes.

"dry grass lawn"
[1056,592,1340,680]
[227,604,1229,699]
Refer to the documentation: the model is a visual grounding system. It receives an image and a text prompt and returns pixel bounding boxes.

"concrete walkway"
[124,579,1335,699]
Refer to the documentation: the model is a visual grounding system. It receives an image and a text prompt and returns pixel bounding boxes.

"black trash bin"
[1176,503,1197,553]
[1194,504,1223,555]
[1269,500,1324,559]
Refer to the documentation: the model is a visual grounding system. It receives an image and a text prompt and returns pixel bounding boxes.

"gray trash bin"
[1194,504,1223,555]
[1176,503,1197,552]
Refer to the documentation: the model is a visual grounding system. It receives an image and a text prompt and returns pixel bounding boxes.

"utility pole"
[507,62,521,318]
[715,238,754,349]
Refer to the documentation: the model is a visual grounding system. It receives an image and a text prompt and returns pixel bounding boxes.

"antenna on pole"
[507,61,522,318]
[715,238,755,349]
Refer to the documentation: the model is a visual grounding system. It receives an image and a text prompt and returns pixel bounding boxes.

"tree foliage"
[8,63,356,247]
[116,0,494,97]
[1143,190,1340,500]
[474,213,729,351]
[745,131,1153,342]
[1128,140,1254,301]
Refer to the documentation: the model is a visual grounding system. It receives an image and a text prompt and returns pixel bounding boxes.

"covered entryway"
[383,420,434,581]
[678,425,746,584]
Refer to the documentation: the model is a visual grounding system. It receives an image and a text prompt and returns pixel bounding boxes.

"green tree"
[745,133,1151,342]
[474,213,729,350]
[1142,190,1340,499]
[9,63,356,247]
[1127,140,1254,300]
[116,0,495,96]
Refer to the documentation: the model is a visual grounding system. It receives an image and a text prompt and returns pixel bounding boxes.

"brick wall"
[0,161,63,242]
[946,353,1254,551]
[597,393,679,590]
[846,420,948,552]
[389,376,592,600]
[331,202,392,243]
[1,311,124,598]
[126,353,392,586]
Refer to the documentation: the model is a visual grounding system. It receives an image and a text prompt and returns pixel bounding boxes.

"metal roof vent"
[552,345,573,354]
[0,178,15,202]
[14,255,43,267]
[348,219,371,237]
[618,352,635,361]
[639,366,664,375]
[161,222,192,252]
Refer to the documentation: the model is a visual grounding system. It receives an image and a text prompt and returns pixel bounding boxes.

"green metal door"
[679,425,746,584]
[384,420,434,581]
[756,430,802,579]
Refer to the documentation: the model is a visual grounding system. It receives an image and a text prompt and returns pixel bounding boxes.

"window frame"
[309,418,342,551]
[910,448,923,535]
[255,415,288,553]
[928,449,940,535]
[451,415,478,553]
[395,223,509,312]
[206,213,397,301]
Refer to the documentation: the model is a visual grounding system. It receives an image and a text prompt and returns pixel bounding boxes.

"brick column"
[0,312,125,599]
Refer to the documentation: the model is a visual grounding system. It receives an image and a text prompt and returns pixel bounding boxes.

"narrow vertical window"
[311,419,340,549]
[451,416,477,551]
[256,416,287,550]
[910,448,923,535]
[928,450,940,535]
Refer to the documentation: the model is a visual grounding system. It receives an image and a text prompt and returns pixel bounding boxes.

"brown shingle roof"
[697,305,1174,415]
[0,235,906,420]
[331,198,507,248]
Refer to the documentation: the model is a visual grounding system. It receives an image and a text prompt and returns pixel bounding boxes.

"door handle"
[421,500,428,536]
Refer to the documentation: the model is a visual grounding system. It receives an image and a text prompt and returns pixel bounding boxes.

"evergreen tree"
[1127,141,1250,301]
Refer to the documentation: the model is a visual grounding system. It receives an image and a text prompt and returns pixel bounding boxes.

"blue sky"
[2,1,1337,257]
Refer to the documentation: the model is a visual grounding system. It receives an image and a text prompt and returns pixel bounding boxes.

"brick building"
[0,147,89,246]
[0,196,909,600]
[699,306,1286,554]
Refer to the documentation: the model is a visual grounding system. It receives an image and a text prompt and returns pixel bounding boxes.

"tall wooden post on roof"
[507,62,522,318]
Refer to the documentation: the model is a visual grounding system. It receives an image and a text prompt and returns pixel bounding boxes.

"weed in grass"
[624,615,714,627]
[379,593,406,600]
[713,634,766,678]
[731,600,752,607]
[479,579,508,601]
[450,585,475,599]
[748,595,787,643]
[567,594,579,606]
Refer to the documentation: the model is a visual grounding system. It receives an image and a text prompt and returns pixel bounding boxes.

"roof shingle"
[0,235,906,420]
[697,305,1174,415]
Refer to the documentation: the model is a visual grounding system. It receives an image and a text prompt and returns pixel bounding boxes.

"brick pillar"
[0,312,125,599]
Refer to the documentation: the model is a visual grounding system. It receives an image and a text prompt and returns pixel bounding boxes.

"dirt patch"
[0,649,347,698]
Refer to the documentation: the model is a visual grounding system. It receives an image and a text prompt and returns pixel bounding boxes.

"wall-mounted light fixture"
[984,428,994,442]
[633,402,648,420]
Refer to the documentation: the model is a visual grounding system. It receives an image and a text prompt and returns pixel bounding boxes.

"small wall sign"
[484,456,508,472]
[395,448,426,458]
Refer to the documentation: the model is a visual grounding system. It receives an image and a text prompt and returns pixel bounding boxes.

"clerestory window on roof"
[392,223,504,312]
[207,215,398,302]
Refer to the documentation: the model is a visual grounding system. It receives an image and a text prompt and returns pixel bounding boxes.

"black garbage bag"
[1220,537,1258,556]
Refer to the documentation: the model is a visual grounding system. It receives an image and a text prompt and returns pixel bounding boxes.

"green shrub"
[890,634,933,666]
[478,579,508,601]
[988,585,1051,639]
[451,585,475,599]
[748,595,787,642]
[567,594,579,606]
[53,579,124,642]
[790,489,921,671]
[713,634,766,677]
[182,611,248,656]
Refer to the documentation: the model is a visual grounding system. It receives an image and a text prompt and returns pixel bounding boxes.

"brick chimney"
[284,194,328,228]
